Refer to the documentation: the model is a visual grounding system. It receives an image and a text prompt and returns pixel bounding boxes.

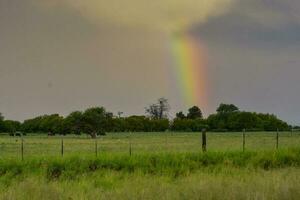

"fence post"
[129,132,132,156]
[21,137,24,161]
[276,129,279,150]
[243,129,246,152]
[95,138,98,157]
[61,137,64,157]
[202,129,207,152]
[291,128,293,137]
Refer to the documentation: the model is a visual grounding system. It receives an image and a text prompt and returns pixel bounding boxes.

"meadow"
[0,131,299,158]
[1,132,300,199]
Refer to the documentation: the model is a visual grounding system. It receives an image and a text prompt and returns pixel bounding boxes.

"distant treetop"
[217,104,239,114]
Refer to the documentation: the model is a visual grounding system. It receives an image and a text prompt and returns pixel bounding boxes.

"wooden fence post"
[202,129,207,152]
[243,129,246,152]
[61,137,64,157]
[276,129,279,150]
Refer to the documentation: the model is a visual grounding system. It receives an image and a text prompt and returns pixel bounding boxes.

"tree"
[187,106,203,119]
[64,111,84,135]
[207,114,227,131]
[22,114,64,134]
[149,119,169,132]
[227,112,261,131]
[125,116,148,132]
[82,107,108,138]
[216,104,239,114]
[171,118,208,132]
[257,113,289,131]
[104,112,114,132]
[22,116,43,133]
[39,114,64,134]
[145,98,170,119]
[3,120,21,133]
[176,111,186,119]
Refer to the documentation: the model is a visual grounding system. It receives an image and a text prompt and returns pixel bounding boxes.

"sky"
[0,0,300,125]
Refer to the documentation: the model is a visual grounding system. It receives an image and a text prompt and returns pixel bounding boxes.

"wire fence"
[0,131,300,160]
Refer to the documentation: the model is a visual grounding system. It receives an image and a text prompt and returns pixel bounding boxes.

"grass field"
[0,131,299,158]
[1,132,300,199]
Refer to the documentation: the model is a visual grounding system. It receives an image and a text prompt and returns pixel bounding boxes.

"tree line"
[0,98,292,137]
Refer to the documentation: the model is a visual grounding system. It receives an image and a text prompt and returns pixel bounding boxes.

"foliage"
[171,118,208,132]
[207,109,289,132]
[63,111,84,135]
[22,114,64,134]
[187,106,203,119]
[175,111,186,119]
[81,107,109,137]
[111,116,169,132]
[0,102,292,135]
[145,98,170,119]
[3,120,21,133]
[216,103,239,114]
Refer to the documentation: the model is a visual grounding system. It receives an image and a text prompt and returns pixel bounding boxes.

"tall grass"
[1,149,300,199]
[1,167,300,200]
[1,148,300,181]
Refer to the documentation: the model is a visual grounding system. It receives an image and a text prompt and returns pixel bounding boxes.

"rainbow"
[170,33,209,109]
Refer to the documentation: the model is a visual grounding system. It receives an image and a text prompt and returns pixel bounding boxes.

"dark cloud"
[189,0,300,124]
[192,0,300,48]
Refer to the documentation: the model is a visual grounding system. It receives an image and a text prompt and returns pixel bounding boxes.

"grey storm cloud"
[192,0,300,48]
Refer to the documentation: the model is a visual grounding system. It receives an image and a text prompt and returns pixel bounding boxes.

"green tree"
[82,107,108,138]
[125,116,148,132]
[111,117,127,132]
[22,114,64,134]
[149,119,169,132]
[40,114,64,134]
[187,106,203,119]
[257,113,289,131]
[207,114,227,131]
[207,104,289,132]
[22,116,43,133]
[104,112,114,132]
[63,111,84,135]
[217,104,239,114]
[176,112,186,119]
[3,120,21,133]
[227,112,261,131]
[171,118,207,132]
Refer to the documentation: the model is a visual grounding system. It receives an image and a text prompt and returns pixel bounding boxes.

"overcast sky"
[0,0,300,125]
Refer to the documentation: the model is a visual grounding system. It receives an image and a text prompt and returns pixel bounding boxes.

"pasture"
[0,131,299,158]
[1,132,300,200]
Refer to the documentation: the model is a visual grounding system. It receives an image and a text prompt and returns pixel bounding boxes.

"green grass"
[1,150,300,199]
[0,132,299,158]
[1,132,300,199]
[1,167,300,200]
[1,149,300,178]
